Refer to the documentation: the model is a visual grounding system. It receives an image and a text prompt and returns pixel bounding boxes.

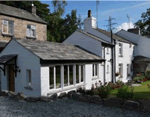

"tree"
[135,8,150,36]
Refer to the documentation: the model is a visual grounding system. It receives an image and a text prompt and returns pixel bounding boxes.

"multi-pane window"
[119,64,123,77]
[26,69,31,86]
[93,64,98,77]
[27,24,36,38]
[119,43,123,57]
[127,64,130,76]
[106,47,109,54]
[49,64,84,89]
[2,20,14,35]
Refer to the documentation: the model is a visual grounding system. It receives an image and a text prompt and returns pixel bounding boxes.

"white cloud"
[114,22,134,33]
[101,1,150,15]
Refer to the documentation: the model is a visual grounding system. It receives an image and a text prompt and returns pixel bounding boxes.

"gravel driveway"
[0,96,149,117]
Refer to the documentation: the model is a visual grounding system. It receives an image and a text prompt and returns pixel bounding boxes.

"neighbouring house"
[116,29,150,76]
[63,10,136,83]
[0,4,47,51]
[0,38,104,97]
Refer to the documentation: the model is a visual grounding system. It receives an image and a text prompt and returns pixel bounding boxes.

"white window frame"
[2,20,14,35]
[127,64,130,77]
[27,24,36,38]
[106,47,109,54]
[49,64,85,90]
[119,43,123,57]
[26,69,31,86]
[107,64,109,74]
[119,64,123,77]
[93,64,99,78]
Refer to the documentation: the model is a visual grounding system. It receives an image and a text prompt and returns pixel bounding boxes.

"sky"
[41,1,150,33]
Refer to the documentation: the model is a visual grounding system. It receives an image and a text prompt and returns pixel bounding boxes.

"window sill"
[119,55,123,57]
[2,33,14,37]
[47,82,86,95]
[26,36,36,40]
[92,77,99,80]
[24,85,33,90]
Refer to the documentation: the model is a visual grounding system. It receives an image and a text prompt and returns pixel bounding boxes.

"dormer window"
[27,24,36,38]
[2,20,14,36]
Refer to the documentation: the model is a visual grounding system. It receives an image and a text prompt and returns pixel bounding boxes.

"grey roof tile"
[0,4,46,24]
[95,28,136,44]
[14,38,104,61]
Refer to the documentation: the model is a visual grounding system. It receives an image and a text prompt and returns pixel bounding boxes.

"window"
[129,44,132,48]
[56,66,61,88]
[93,64,98,77]
[49,67,54,89]
[26,70,31,85]
[106,47,109,54]
[119,64,123,77]
[107,65,109,74]
[127,64,130,77]
[64,65,68,87]
[76,65,79,83]
[27,24,36,38]
[102,47,104,58]
[2,20,14,35]
[119,43,123,57]
[81,65,84,82]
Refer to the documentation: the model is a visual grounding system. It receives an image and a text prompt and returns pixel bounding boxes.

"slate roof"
[95,28,136,45]
[78,30,114,46]
[133,55,150,63]
[13,38,104,61]
[0,54,17,64]
[0,4,46,24]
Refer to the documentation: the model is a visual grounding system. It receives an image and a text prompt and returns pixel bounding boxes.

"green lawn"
[110,81,150,98]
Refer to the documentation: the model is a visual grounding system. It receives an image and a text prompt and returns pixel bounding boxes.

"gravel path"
[0,96,149,117]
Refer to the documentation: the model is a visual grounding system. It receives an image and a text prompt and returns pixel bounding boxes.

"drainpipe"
[111,30,114,83]
[114,40,116,83]
[104,46,106,84]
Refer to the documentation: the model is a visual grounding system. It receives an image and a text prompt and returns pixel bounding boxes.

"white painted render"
[0,39,41,97]
[115,41,134,82]
[84,17,97,32]
[63,31,102,57]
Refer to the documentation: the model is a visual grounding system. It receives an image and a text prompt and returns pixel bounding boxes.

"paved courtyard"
[0,96,149,117]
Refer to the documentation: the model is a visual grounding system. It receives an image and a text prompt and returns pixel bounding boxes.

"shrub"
[116,80,124,85]
[145,70,150,80]
[133,76,145,83]
[116,86,134,100]
[97,85,111,99]
[77,87,86,95]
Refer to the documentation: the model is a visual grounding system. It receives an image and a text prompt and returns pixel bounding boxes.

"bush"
[116,86,134,100]
[145,70,150,80]
[97,85,111,99]
[77,87,86,95]
[133,76,145,83]
[116,80,124,85]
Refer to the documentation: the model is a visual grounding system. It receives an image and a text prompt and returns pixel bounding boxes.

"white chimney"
[84,10,97,32]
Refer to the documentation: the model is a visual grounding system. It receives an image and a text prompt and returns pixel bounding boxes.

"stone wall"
[0,15,47,42]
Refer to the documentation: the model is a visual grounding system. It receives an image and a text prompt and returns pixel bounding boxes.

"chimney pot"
[32,4,36,15]
[88,10,91,18]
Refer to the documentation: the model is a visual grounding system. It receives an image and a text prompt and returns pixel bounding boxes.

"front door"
[8,65,15,91]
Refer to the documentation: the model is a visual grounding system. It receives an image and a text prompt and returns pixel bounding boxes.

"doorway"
[8,65,15,91]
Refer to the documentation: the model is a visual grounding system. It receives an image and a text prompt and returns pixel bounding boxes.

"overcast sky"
[41,1,150,33]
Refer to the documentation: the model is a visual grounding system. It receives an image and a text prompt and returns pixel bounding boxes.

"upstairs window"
[127,64,130,77]
[27,24,36,38]
[2,20,14,35]
[119,43,123,57]
[106,47,109,54]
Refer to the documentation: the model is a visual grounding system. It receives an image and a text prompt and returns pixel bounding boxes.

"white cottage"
[64,10,136,83]
[0,38,104,97]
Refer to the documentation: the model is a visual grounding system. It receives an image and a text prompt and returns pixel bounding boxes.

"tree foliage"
[0,0,82,42]
[134,8,150,36]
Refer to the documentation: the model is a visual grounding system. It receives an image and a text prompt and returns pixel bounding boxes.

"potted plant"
[115,72,120,77]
